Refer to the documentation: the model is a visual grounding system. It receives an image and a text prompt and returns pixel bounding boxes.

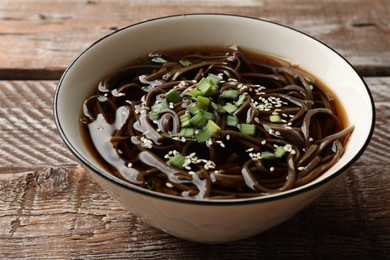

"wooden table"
[0,0,389,258]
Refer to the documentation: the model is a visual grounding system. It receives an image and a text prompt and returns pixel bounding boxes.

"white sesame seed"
[127,163,133,168]
[261,140,266,145]
[166,182,174,188]
[226,135,231,140]
[270,167,275,172]
[298,166,305,171]
[216,140,225,147]
[246,148,254,152]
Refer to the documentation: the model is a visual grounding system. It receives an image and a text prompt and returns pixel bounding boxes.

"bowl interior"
[55,14,374,201]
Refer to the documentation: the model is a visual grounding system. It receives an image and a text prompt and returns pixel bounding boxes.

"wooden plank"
[0,155,388,258]
[0,77,389,258]
[0,0,389,79]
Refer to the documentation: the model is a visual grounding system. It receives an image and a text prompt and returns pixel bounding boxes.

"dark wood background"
[0,0,389,259]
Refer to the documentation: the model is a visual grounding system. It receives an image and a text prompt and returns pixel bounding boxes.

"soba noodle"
[80,46,354,200]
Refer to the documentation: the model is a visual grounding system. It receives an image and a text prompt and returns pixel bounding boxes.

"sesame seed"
[270,167,275,172]
[216,140,225,148]
[166,182,174,188]
[246,148,254,152]
[226,135,231,140]
[298,166,305,171]
[127,163,133,168]
[261,140,266,145]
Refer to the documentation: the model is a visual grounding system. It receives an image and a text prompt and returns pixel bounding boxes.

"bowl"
[54,14,375,244]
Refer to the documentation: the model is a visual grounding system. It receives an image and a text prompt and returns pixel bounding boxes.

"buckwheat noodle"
[81,46,354,200]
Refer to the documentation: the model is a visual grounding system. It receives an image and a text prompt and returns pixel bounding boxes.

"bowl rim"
[53,13,376,205]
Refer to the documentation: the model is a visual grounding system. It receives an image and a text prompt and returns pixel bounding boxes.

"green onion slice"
[165,88,182,103]
[239,123,256,136]
[220,89,239,99]
[152,57,167,63]
[269,114,282,123]
[223,103,237,114]
[179,59,192,67]
[226,115,238,127]
[274,146,286,158]
[167,153,186,169]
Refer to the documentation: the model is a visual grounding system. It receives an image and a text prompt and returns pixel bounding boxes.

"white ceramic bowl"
[54,14,375,244]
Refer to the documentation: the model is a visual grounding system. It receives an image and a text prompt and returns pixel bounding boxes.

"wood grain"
[0,0,389,258]
[0,78,389,258]
[0,0,389,79]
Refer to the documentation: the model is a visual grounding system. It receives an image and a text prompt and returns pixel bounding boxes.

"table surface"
[0,0,389,259]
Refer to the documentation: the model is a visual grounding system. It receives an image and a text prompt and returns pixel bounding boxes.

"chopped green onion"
[188,105,200,115]
[190,112,207,127]
[274,146,286,158]
[179,127,195,138]
[269,114,282,123]
[152,57,167,63]
[180,113,192,128]
[151,102,169,113]
[161,133,172,139]
[148,112,159,121]
[239,123,256,136]
[201,110,214,121]
[141,85,155,92]
[226,115,238,127]
[220,89,239,99]
[195,120,221,142]
[195,128,213,143]
[196,96,210,110]
[211,102,226,114]
[196,77,211,93]
[165,88,182,103]
[179,59,192,67]
[167,153,186,169]
[206,120,221,134]
[186,89,203,97]
[223,103,237,114]
[193,74,220,97]
[261,151,276,159]
[196,77,218,96]
[206,73,221,85]
[235,93,247,107]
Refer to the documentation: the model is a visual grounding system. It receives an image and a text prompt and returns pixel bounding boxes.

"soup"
[80,46,354,200]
